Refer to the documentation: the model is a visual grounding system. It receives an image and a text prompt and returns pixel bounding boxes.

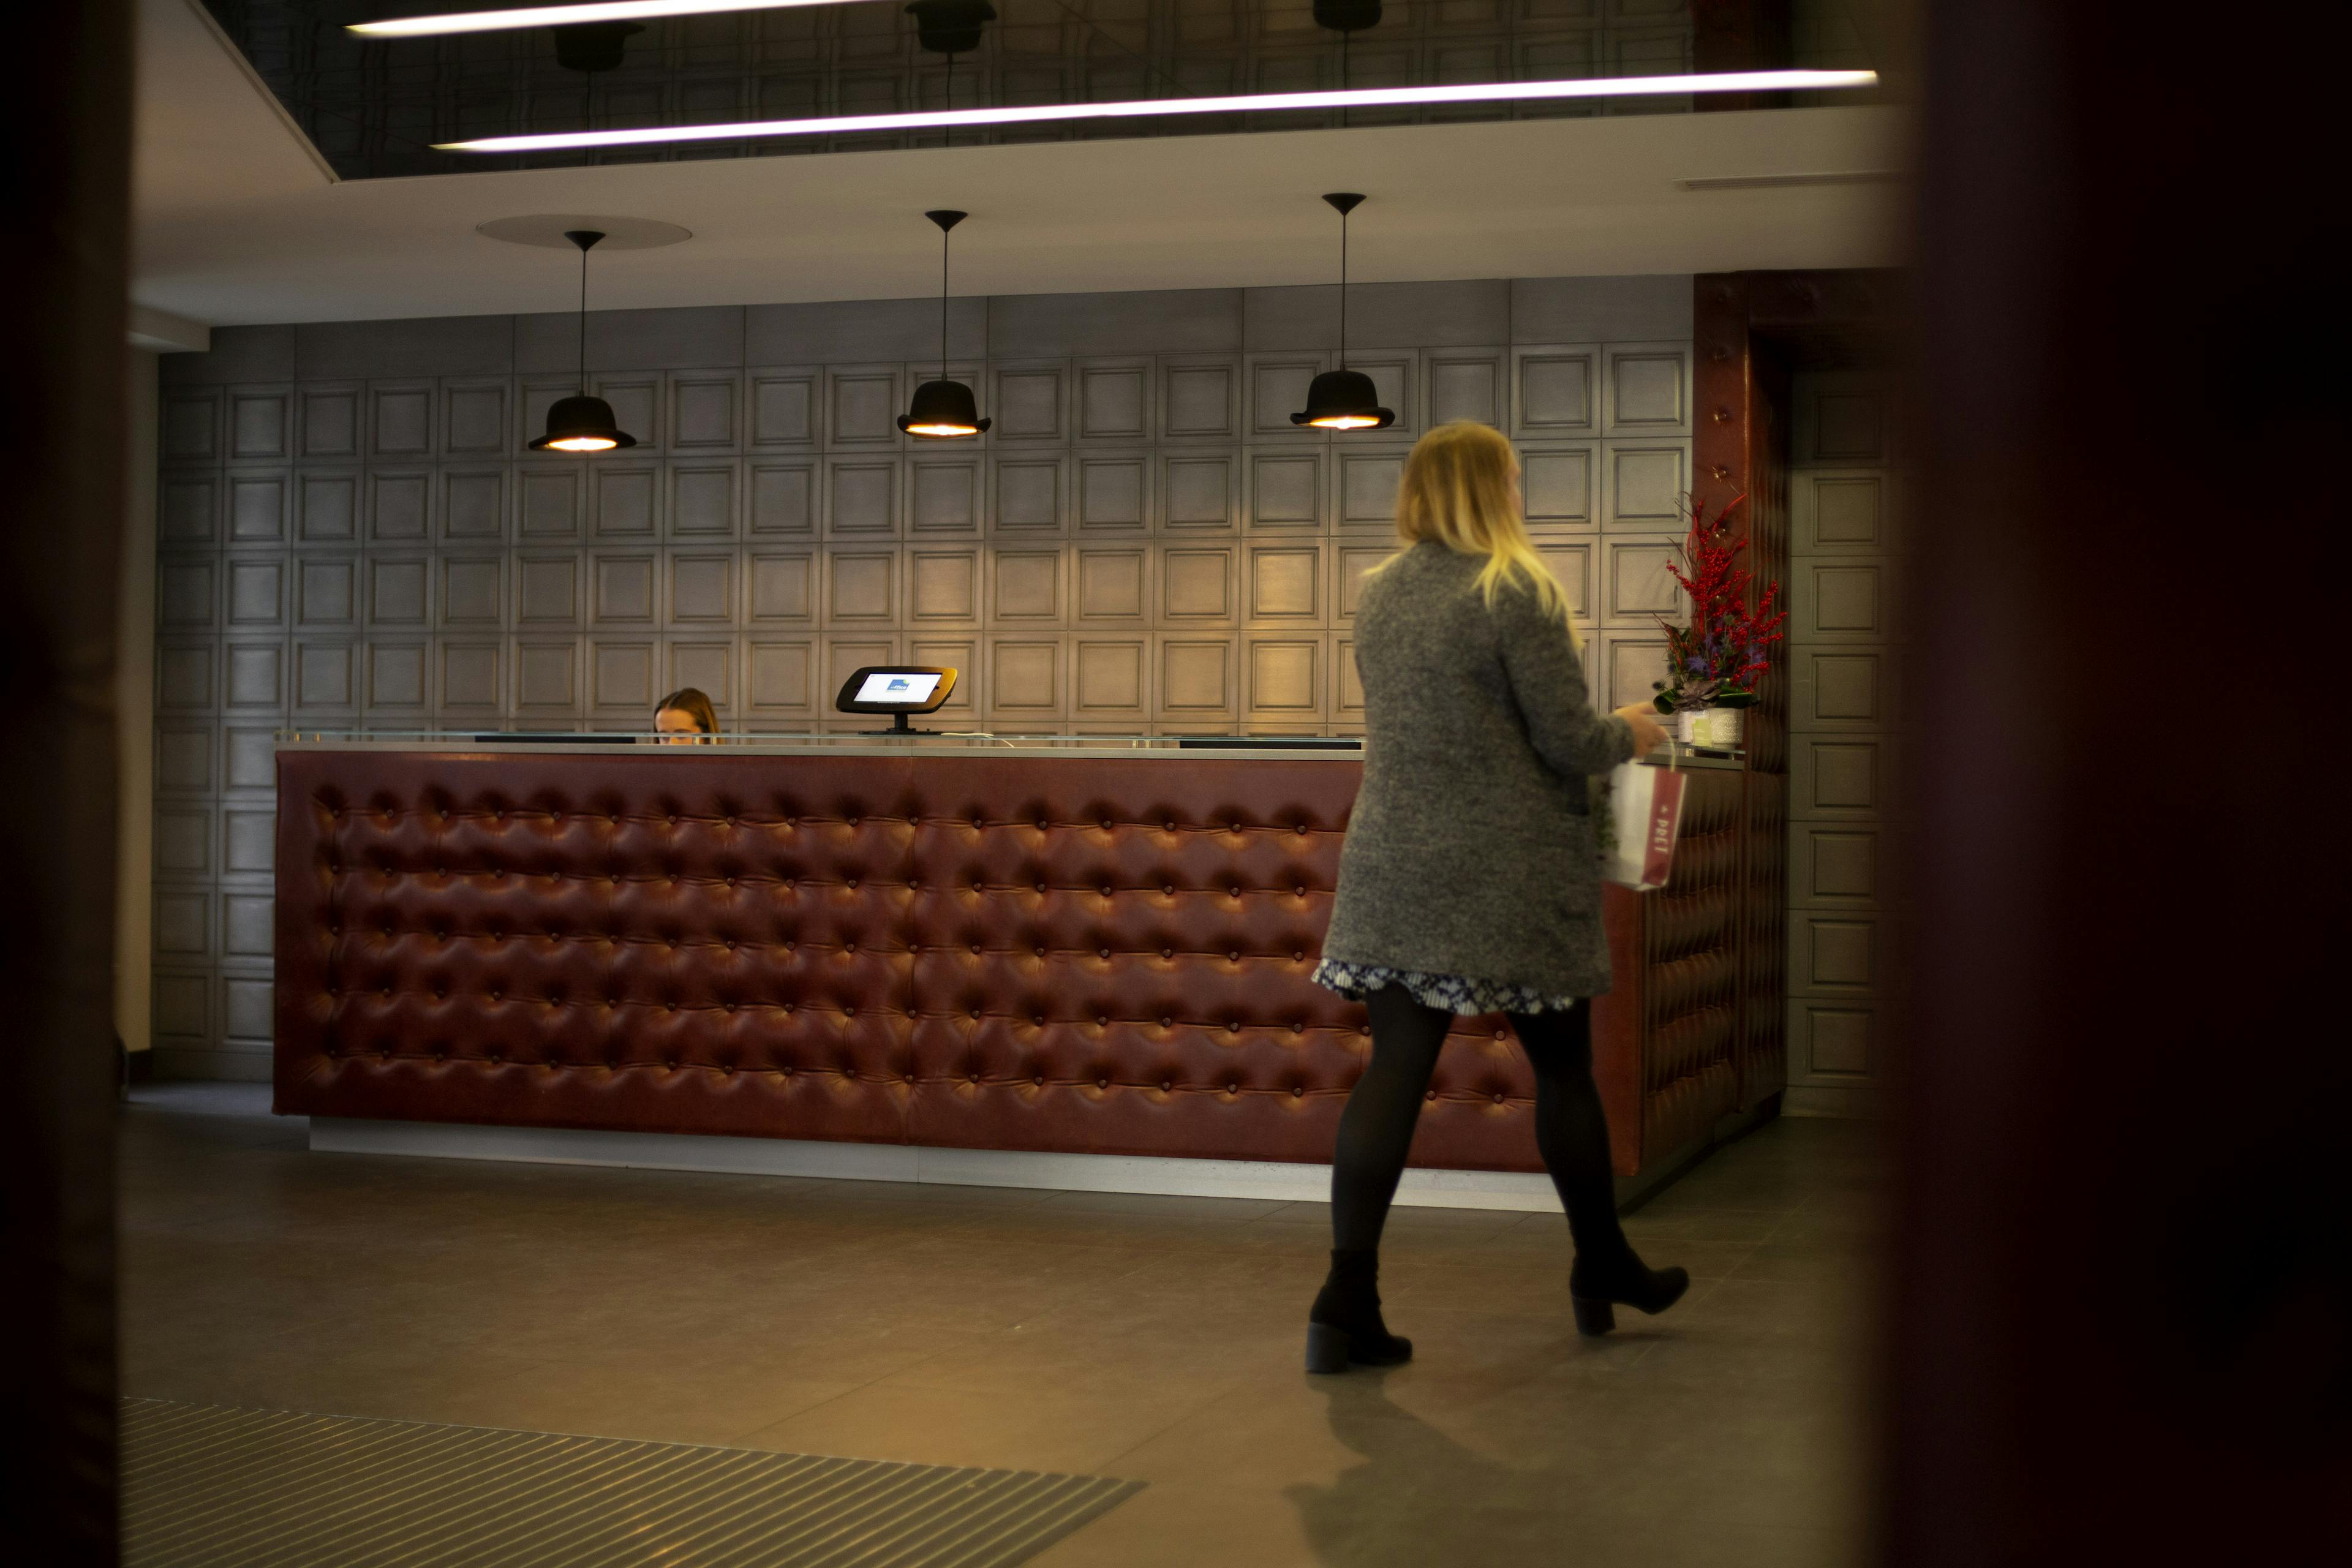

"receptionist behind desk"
[654,687,717,744]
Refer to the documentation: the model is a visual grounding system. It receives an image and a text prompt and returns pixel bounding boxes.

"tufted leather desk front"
[275,742,1771,1178]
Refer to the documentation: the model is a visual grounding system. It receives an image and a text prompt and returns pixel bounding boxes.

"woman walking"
[1307,420,1684,1373]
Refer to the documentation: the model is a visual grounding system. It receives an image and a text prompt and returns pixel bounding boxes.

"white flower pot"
[1675,709,1705,744]
[1703,706,1744,748]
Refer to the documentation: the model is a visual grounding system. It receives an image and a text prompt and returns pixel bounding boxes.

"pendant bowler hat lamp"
[899,209,989,438]
[1293,193,1393,431]
[530,228,637,453]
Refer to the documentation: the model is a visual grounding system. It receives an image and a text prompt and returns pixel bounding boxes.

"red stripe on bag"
[1642,769,1686,888]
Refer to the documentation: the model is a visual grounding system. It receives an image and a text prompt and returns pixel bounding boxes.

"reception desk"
[274,737,1779,1194]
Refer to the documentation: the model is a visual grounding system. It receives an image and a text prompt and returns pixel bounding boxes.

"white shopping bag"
[1599,746,1687,891]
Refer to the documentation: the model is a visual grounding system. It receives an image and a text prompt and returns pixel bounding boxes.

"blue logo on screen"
[886,677,910,692]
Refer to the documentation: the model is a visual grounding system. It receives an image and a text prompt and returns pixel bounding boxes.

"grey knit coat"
[1321,540,1638,998]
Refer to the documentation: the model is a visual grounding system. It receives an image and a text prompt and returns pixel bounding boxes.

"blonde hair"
[1371,420,1581,644]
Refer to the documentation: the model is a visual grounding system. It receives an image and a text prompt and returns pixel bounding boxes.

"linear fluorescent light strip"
[351,1,863,37]
[435,70,1879,153]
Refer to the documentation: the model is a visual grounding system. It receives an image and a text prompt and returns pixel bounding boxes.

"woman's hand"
[1613,703,1670,755]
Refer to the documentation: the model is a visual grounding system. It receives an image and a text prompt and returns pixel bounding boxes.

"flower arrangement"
[1652,491,1786,714]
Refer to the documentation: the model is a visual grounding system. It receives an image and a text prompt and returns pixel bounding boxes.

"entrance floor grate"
[121,1398,1142,1568]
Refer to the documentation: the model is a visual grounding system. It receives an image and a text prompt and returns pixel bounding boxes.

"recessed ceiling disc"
[476,214,693,251]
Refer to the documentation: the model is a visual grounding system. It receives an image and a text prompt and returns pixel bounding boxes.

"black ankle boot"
[1306,1248,1413,1373]
[1567,1247,1690,1336]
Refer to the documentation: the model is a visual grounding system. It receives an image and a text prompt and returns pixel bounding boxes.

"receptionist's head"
[654,687,718,745]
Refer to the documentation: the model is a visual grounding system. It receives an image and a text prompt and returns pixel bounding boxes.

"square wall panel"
[1604,442,1687,529]
[153,809,210,876]
[1795,648,1888,728]
[992,363,1069,443]
[825,551,896,622]
[590,640,656,712]
[437,556,504,628]
[750,462,818,535]
[992,455,1066,532]
[1336,542,1392,622]
[987,640,1061,716]
[224,728,276,791]
[436,641,500,712]
[159,474,219,546]
[1511,347,1597,439]
[154,890,210,958]
[516,466,584,541]
[908,549,980,623]
[158,560,218,630]
[1248,545,1321,621]
[224,641,285,710]
[1796,561,1886,640]
[1075,639,1146,715]
[303,385,362,461]
[153,971,208,1038]
[444,465,514,545]
[910,458,981,533]
[228,388,291,460]
[1162,453,1235,530]
[1796,1002,1878,1078]
[296,471,360,542]
[666,640,733,709]
[367,472,431,543]
[1157,637,1235,717]
[827,367,903,447]
[1248,639,1321,718]
[222,977,274,1043]
[294,641,356,710]
[163,390,222,462]
[1595,633,1668,712]
[1604,540,1683,626]
[1246,354,1327,438]
[514,556,580,625]
[154,726,213,796]
[1160,358,1239,440]
[592,554,657,625]
[668,463,740,539]
[366,643,428,709]
[295,557,356,627]
[1794,914,1879,993]
[1604,343,1689,434]
[1076,548,1147,621]
[228,473,287,543]
[1077,361,1151,442]
[827,459,899,535]
[1077,455,1148,531]
[750,369,818,447]
[1801,473,1889,553]
[667,552,736,624]
[1535,540,1593,620]
[221,806,273,874]
[1337,449,1404,527]
[1427,352,1503,428]
[369,383,433,459]
[1795,825,1880,905]
[512,639,579,713]
[442,379,508,456]
[1521,447,1595,527]
[1163,548,1235,622]
[366,557,429,628]
[1793,737,1883,816]
[747,640,815,713]
[669,373,742,451]
[1247,451,1321,530]
[592,464,660,538]
[750,552,815,622]
[989,549,1060,622]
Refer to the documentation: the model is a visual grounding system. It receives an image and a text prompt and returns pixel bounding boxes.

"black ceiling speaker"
[907,1,997,57]
[1313,0,1382,32]
[899,210,990,439]
[1293,193,1394,431]
[529,230,638,453]
[550,21,644,74]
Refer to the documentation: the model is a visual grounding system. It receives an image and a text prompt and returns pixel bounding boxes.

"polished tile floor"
[121,1086,1881,1567]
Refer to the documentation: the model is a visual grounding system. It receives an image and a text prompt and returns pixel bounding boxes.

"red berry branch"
[1654,491,1786,712]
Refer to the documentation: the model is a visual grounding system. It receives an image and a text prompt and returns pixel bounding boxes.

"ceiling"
[135,0,1909,328]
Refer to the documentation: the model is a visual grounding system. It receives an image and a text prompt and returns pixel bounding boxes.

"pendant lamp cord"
[1337,206,1349,372]
[577,242,590,395]
[940,224,951,380]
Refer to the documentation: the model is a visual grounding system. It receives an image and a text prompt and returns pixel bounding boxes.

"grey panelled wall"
[1784,369,1902,1115]
[148,276,1694,1079]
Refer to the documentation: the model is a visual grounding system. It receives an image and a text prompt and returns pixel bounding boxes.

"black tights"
[1330,986,1626,1259]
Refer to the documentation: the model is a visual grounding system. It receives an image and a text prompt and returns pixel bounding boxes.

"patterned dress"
[1310,957,1580,1017]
